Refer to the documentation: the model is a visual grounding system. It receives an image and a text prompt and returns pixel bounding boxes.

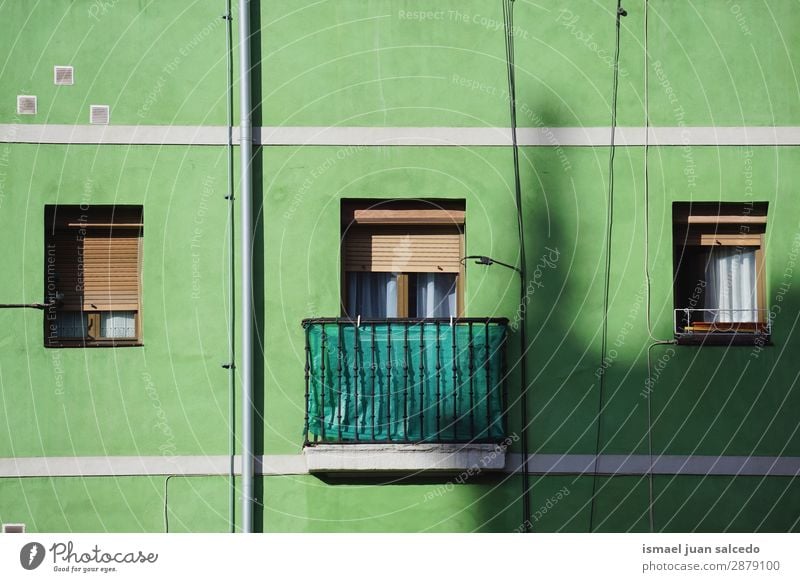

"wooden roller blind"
[673,202,767,225]
[48,206,142,312]
[343,226,462,273]
[674,202,767,247]
[349,208,465,225]
[83,229,141,310]
[682,233,763,246]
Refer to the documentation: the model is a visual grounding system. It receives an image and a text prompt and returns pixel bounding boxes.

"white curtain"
[704,247,758,323]
[100,311,136,338]
[347,273,398,318]
[415,273,457,318]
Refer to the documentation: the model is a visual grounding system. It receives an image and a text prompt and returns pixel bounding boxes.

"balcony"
[674,308,771,345]
[302,318,509,472]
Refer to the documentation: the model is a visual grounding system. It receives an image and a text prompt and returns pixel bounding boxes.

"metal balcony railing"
[674,308,772,336]
[303,318,508,445]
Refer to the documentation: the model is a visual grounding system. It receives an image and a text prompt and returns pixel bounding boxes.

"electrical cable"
[164,473,219,532]
[643,0,655,534]
[642,0,673,343]
[589,0,627,533]
[224,0,237,535]
[642,0,677,533]
[644,0,654,340]
[164,475,175,533]
[502,0,532,532]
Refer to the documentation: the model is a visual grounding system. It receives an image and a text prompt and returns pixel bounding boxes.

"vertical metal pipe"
[468,321,475,439]
[484,321,491,436]
[320,327,327,440]
[224,0,236,536]
[500,325,508,437]
[303,326,310,446]
[386,322,392,441]
[238,0,254,534]
[353,320,360,441]
[403,324,409,440]
[418,322,425,440]
[451,320,458,440]
[435,321,441,441]
[370,323,376,440]
[336,323,343,441]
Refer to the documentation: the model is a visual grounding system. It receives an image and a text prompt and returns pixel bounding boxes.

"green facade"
[1,0,799,532]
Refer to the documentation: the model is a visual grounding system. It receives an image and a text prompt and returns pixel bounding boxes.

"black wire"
[225,0,237,535]
[642,0,658,535]
[589,0,625,533]
[643,0,653,533]
[502,0,532,533]
[641,0,673,534]
[164,475,175,533]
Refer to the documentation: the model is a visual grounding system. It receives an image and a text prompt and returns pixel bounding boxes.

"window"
[44,205,143,346]
[673,202,768,343]
[341,200,464,319]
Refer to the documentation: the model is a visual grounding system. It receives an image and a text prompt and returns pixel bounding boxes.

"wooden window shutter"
[82,228,141,310]
[681,233,763,246]
[48,206,142,312]
[674,202,767,247]
[343,225,462,273]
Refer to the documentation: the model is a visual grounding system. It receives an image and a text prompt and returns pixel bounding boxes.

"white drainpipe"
[238,0,254,533]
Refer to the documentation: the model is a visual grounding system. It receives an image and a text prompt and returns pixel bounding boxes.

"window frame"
[343,270,464,319]
[340,200,465,319]
[44,205,144,348]
[672,202,769,344]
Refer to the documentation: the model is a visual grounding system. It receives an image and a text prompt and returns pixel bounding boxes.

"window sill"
[674,333,771,347]
[303,443,507,474]
[45,340,143,348]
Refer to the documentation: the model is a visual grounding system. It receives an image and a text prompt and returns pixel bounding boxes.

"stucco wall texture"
[1,1,798,532]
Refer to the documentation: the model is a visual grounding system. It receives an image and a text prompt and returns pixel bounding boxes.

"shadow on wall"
[475,103,604,533]
[250,0,266,532]
[509,110,800,533]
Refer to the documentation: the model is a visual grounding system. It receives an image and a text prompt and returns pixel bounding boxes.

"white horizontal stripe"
[257,454,308,475]
[1,124,799,146]
[256,125,509,146]
[265,125,800,146]
[0,124,230,145]
[1,454,799,477]
[643,126,800,146]
[0,455,305,477]
[507,454,800,476]
[1,455,233,477]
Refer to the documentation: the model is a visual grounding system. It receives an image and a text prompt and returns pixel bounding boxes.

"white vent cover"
[54,65,74,85]
[90,105,110,125]
[16,95,37,115]
[2,523,25,533]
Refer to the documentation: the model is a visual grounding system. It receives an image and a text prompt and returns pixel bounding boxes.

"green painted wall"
[1,0,799,532]
[4,1,797,128]
[2,475,798,532]
[0,1,231,126]
[0,145,233,458]
[259,0,799,127]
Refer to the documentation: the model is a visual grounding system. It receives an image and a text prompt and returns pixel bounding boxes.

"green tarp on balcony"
[304,319,507,443]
